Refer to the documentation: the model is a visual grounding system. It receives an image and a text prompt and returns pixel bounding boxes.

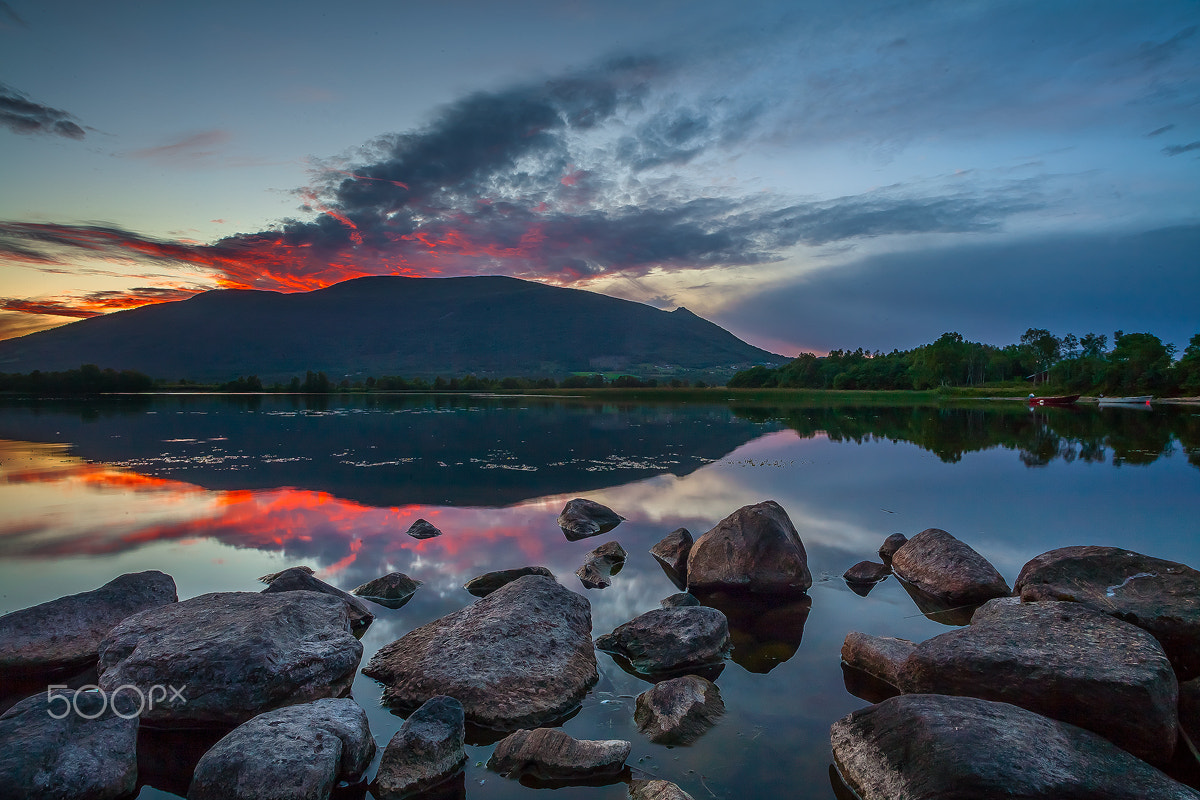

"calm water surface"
[1,395,1198,799]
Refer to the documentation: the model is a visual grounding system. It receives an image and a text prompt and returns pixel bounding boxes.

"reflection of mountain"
[0,395,779,507]
[731,404,1200,470]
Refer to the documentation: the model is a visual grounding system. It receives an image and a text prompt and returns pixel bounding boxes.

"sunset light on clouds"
[1,0,1197,353]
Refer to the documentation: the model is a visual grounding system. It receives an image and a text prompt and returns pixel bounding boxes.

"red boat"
[1027,394,1080,406]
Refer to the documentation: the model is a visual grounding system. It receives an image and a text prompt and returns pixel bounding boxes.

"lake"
[1,394,1198,798]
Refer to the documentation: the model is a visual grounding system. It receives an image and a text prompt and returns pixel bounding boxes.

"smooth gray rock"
[631,780,696,800]
[187,698,374,800]
[557,498,624,541]
[661,593,700,608]
[98,591,363,726]
[464,566,555,597]
[407,518,443,539]
[650,528,693,588]
[576,541,627,589]
[1015,546,1200,680]
[262,567,374,628]
[890,528,1010,609]
[373,696,466,800]
[634,675,725,745]
[353,572,422,602]
[898,598,1179,763]
[0,571,177,679]
[831,694,1200,800]
[363,575,597,731]
[259,565,314,583]
[487,727,630,781]
[878,533,908,565]
[843,561,890,584]
[840,632,915,689]
[595,606,730,676]
[686,501,811,595]
[0,689,139,800]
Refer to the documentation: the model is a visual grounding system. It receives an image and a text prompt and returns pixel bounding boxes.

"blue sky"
[1,0,1196,354]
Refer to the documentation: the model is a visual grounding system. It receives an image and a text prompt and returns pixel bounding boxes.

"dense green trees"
[0,365,153,394]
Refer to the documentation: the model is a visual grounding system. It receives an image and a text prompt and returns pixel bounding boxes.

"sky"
[0,0,1197,356]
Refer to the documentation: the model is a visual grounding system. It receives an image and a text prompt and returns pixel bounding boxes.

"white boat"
[1098,395,1153,406]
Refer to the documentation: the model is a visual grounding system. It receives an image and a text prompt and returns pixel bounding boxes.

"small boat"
[1098,395,1153,406]
[1027,394,1080,406]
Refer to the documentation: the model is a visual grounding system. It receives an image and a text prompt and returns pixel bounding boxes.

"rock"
[661,593,700,608]
[696,590,810,673]
[259,565,314,583]
[889,528,1010,611]
[634,675,725,745]
[487,727,630,782]
[557,498,624,541]
[1015,546,1200,680]
[631,780,696,800]
[878,533,907,565]
[353,572,422,601]
[595,606,730,677]
[262,566,374,628]
[407,518,442,539]
[686,501,811,595]
[1182,678,1200,752]
[187,698,374,800]
[0,689,139,800]
[840,632,915,690]
[650,528,693,588]
[374,696,466,800]
[464,566,555,597]
[363,575,597,731]
[98,591,363,726]
[576,541,627,589]
[0,571,177,679]
[843,561,890,584]
[897,598,1179,763]
[830,694,1200,800]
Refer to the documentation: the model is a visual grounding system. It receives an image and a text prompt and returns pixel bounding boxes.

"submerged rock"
[557,498,625,541]
[595,606,729,677]
[487,727,630,782]
[877,533,907,565]
[650,528,693,589]
[1015,545,1200,680]
[353,572,422,601]
[363,575,597,731]
[830,694,1200,800]
[0,570,177,680]
[0,689,139,800]
[576,541,627,589]
[188,698,375,800]
[897,598,1179,764]
[98,591,362,726]
[890,528,1010,610]
[843,561,890,585]
[686,501,811,595]
[696,590,810,674]
[464,566,555,597]
[374,696,466,800]
[261,566,374,628]
[634,675,725,745]
[407,518,443,539]
[631,780,696,800]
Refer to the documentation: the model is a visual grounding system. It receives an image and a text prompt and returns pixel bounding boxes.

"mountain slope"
[0,276,782,381]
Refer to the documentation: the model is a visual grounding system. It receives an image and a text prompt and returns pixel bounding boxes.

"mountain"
[0,276,783,381]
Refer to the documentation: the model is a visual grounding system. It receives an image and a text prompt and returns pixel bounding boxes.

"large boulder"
[557,498,624,541]
[1015,546,1200,680]
[0,689,139,800]
[634,675,725,745]
[97,591,363,726]
[487,728,630,782]
[0,571,177,679]
[261,567,374,628]
[595,606,729,677]
[464,566,555,597]
[650,528,693,589]
[889,528,1009,611]
[686,501,811,595]
[830,694,1200,800]
[373,696,466,800]
[897,598,1179,764]
[363,575,597,731]
[187,698,374,800]
[576,541,627,589]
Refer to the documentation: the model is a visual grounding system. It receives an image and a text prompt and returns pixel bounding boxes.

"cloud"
[1163,141,1200,156]
[0,311,68,340]
[0,286,202,319]
[0,1,26,29]
[0,84,86,139]
[127,130,232,164]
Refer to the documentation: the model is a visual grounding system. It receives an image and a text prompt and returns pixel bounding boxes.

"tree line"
[728,329,1200,395]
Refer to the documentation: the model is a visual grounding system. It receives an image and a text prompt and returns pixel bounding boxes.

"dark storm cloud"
[0,84,85,139]
[716,225,1200,355]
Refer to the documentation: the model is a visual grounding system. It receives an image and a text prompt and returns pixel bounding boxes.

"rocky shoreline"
[1,497,1197,799]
